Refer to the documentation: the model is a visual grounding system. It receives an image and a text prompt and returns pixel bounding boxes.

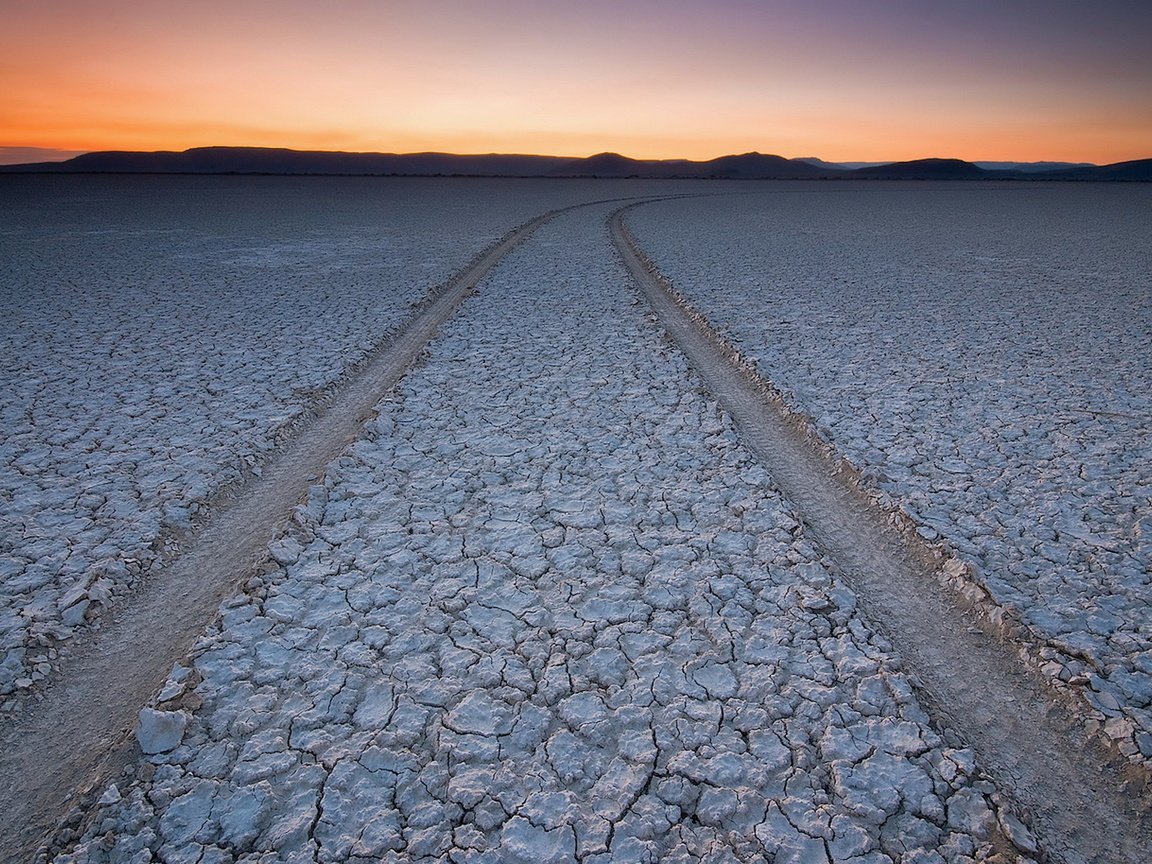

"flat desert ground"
[1,176,1149,864]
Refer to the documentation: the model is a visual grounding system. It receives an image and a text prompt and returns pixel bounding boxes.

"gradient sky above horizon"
[2,0,1150,164]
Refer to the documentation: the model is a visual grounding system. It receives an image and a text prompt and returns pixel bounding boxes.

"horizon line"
[3,143,1145,169]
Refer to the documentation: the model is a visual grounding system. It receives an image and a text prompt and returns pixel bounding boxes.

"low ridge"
[3,147,1149,180]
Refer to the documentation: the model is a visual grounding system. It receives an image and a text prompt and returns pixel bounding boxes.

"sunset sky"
[2,0,1150,165]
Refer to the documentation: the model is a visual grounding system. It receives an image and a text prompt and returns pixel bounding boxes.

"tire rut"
[0,202,588,864]
[610,203,1152,864]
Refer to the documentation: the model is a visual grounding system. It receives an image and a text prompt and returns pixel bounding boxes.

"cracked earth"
[44,203,1030,864]
[2,179,1147,864]
[626,187,1152,775]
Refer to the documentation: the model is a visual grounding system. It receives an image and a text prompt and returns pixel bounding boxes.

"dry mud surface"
[627,185,1152,772]
[47,203,1034,864]
[612,205,1150,863]
[1,179,1147,863]
[0,195,581,863]
[0,176,662,699]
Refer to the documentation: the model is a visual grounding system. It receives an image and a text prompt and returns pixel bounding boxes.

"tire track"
[611,203,1152,864]
[0,201,594,864]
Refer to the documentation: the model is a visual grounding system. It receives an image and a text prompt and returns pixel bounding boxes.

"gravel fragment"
[136,708,188,754]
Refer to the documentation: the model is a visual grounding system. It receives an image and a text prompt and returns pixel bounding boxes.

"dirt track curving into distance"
[0,202,605,863]
[611,202,1152,864]
[5,192,1147,864]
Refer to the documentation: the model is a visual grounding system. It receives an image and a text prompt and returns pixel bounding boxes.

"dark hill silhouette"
[546,152,661,177]
[1,147,1148,181]
[18,147,572,177]
[0,148,847,179]
[974,160,1095,172]
[551,152,653,177]
[852,158,992,180]
[543,151,841,179]
[703,152,836,179]
[1043,158,1152,181]
[0,146,845,179]
[792,156,848,169]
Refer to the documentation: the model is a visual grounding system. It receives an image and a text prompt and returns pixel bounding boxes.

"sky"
[2,0,1150,164]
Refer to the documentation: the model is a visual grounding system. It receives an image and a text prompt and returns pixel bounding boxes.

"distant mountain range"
[795,157,1100,173]
[2,147,1149,181]
[972,160,1098,173]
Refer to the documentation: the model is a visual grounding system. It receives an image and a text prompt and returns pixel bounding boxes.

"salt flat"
[627,182,1152,770]
[52,203,1027,863]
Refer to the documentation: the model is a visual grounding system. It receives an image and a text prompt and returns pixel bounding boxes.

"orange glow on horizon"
[3,1,1150,166]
